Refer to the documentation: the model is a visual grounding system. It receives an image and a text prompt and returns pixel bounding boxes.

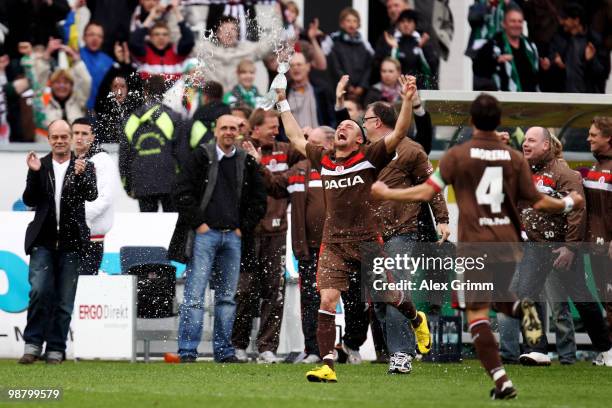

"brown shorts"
[464,261,517,312]
[317,239,385,292]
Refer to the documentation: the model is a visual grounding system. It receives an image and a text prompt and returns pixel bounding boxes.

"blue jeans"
[23,246,80,355]
[178,229,241,361]
[374,233,417,356]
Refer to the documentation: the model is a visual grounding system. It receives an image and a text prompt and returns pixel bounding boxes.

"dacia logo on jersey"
[324,175,365,189]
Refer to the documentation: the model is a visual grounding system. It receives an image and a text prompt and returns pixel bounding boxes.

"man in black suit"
[19,119,97,365]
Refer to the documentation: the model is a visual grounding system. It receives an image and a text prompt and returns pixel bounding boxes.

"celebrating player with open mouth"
[371,94,585,399]
[276,75,431,383]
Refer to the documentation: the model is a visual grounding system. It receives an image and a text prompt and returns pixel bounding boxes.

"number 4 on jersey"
[476,167,505,213]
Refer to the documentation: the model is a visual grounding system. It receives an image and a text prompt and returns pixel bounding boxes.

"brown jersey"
[377,137,449,237]
[583,150,612,247]
[255,141,302,236]
[428,134,540,243]
[521,155,585,243]
[306,138,393,243]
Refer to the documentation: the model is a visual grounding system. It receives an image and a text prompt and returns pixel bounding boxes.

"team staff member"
[232,109,302,364]
[372,94,584,399]
[363,100,449,374]
[72,117,118,275]
[278,75,431,383]
[583,116,612,366]
[19,119,97,364]
[517,126,612,366]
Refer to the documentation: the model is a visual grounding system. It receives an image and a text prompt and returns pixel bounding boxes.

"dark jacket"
[374,31,439,90]
[548,29,609,93]
[328,30,373,91]
[87,0,139,55]
[23,153,98,255]
[119,102,185,198]
[168,143,267,263]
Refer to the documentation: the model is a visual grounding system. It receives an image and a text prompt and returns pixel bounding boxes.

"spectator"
[0,54,10,144]
[168,114,267,363]
[95,74,142,143]
[187,81,231,149]
[542,3,610,93]
[281,1,301,42]
[287,52,335,128]
[19,119,97,364]
[80,22,115,110]
[473,4,540,91]
[72,117,118,275]
[377,10,438,90]
[327,8,374,101]
[364,57,403,106]
[465,0,510,60]
[197,16,273,93]
[222,59,261,109]
[24,40,92,139]
[129,5,195,82]
[87,0,139,55]
[119,75,184,212]
[94,41,143,142]
[163,58,205,119]
[130,0,181,42]
[232,108,301,364]
[3,0,71,59]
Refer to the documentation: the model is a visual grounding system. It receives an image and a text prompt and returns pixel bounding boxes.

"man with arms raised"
[276,75,428,382]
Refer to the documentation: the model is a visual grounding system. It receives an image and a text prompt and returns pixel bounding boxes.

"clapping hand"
[26,151,41,171]
[74,155,87,175]
[242,141,261,163]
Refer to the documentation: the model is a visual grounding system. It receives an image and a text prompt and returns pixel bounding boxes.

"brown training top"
[428,133,541,244]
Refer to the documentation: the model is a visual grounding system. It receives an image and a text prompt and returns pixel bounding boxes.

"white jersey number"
[476,167,505,213]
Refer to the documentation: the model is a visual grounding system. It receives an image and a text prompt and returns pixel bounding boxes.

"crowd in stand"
[5,0,612,375]
[1,1,610,144]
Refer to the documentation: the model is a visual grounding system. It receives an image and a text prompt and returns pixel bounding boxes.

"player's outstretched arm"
[532,191,584,213]
[371,180,437,202]
[384,75,416,153]
[276,89,307,157]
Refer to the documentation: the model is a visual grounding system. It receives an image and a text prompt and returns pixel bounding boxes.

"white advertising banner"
[0,212,177,359]
[73,275,137,361]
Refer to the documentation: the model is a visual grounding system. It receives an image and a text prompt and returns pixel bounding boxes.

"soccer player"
[276,75,429,382]
[371,94,584,399]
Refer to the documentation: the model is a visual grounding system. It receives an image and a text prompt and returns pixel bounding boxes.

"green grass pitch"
[1,360,611,407]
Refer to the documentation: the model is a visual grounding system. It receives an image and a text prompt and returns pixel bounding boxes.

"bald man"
[516,126,612,366]
[168,114,267,363]
[20,119,98,365]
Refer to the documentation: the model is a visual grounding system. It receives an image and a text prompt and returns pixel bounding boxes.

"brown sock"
[469,318,512,390]
[393,299,421,328]
[317,310,336,370]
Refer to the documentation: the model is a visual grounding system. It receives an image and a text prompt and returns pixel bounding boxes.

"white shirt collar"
[216,144,236,160]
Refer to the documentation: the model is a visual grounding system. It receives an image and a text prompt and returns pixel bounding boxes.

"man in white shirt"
[73,117,119,275]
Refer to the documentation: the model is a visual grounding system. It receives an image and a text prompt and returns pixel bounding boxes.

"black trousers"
[138,194,176,212]
[78,241,104,275]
